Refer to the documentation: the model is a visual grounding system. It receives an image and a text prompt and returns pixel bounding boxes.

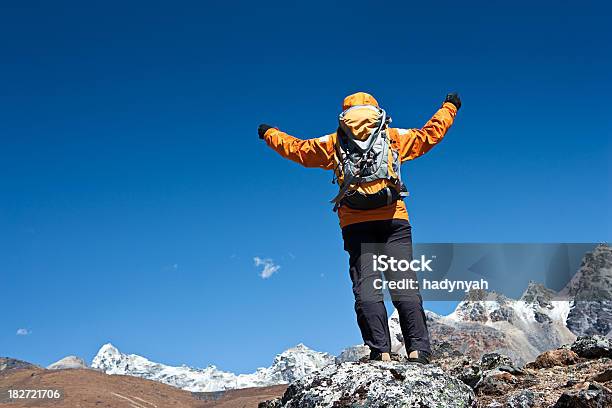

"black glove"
[444,92,461,110]
[258,124,274,139]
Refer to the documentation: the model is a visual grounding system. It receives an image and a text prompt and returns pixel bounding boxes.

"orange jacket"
[263,93,457,228]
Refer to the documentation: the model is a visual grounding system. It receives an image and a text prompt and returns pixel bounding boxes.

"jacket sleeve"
[263,128,336,170]
[394,102,457,162]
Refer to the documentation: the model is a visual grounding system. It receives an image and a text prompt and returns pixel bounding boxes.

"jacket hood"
[342,92,379,110]
[340,93,383,142]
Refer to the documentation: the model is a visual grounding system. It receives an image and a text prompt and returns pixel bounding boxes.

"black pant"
[342,219,431,355]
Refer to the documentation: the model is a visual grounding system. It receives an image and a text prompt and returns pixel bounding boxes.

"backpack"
[330,105,408,211]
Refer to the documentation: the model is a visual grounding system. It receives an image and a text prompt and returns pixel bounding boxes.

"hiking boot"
[407,350,431,364]
[369,350,392,361]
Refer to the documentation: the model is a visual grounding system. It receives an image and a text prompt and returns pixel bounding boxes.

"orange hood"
[340,92,383,141]
[342,92,379,110]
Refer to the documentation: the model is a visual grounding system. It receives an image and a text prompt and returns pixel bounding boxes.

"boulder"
[480,353,515,371]
[526,349,579,369]
[260,361,476,408]
[441,352,523,391]
[449,360,483,389]
[477,372,518,396]
[505,389,537,407]
[571,336,612,359]
[554,383,612,408]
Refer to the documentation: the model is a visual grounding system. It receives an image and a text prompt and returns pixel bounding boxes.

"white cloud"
[16,328,31,336]
[254,257,281,279]
[163,263,179,272]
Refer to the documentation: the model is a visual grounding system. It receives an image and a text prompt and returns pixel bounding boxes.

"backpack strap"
[385,128,409,198]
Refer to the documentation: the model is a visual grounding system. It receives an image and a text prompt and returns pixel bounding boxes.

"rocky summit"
[259,360,476,408]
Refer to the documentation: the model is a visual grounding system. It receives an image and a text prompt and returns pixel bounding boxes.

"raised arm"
[259,125,335,169]
[394,93,461,162]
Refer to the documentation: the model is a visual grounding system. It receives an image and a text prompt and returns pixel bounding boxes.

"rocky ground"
[435,335,612,407]
[260,335,612,408]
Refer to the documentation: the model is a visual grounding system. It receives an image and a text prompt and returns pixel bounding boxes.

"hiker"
[258,92,461,363]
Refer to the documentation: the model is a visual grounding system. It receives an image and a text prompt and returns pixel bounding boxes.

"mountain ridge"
[91,342,334,392]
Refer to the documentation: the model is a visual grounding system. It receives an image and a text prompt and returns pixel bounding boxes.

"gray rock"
[571,335,612,359]
[450,361,483,389]
[430,340,464,360]
[262,361,476,408]
[553,387,612,408]
[476,371,518,396]
[505,389,536,408]
[439,351,523,391]
[481,353,515,371]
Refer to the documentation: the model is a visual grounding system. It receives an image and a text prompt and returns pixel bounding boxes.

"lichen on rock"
[260,360,476,408]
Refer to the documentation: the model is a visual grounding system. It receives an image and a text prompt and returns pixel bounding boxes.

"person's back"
[259,91,461,362]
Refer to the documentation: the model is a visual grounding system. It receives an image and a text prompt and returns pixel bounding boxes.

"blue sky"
[1,1,610,373]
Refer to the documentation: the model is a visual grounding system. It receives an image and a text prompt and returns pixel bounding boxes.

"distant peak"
[47,355,87,370]
[460,288,509,303]
[522,280,554,295]
[97,343,120,355]
[520,281,557,307]
[461,288,491,302]
[278,344,315,355]
[561,244,612,299]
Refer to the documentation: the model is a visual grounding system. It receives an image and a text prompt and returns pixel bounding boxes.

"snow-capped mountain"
[47,355,88,370]
[389,285,575,365]
[335,344,369,363]
[388,244,611,364]
[91,343,334,392]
